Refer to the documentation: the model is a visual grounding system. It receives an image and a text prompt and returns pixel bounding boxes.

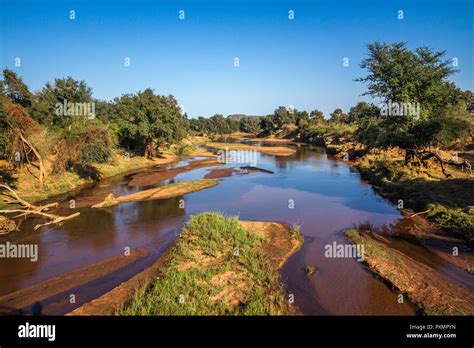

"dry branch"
[0,184,79,230]
[415,150,472,178]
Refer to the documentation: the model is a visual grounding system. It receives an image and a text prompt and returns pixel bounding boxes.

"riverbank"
[0,151,178,210]
[316,134,474,314]
[111,212,303,315]
[0,248,150,314]
[355,153,474,244]
[2,130,471,316]
[224,131,474,244]
[214,132,473,243]
[0,136,216,210]
[345,229,474,315]
[206,142,296,156]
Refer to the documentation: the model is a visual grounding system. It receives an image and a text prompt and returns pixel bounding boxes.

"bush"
[428,204,474,243]
[52,125,114,175]
[81,143,112,164]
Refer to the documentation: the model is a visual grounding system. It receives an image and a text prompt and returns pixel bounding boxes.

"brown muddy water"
[0,145,433,315]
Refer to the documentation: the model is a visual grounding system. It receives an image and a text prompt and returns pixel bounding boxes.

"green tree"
[260,115,277,134]
[1,69,33,108]
[329,108,349,123]
[273,106,295,128]
[112,89,186,158]
[94,99,114,122]
[347,102,380,124]
[30,77,93,127]
[239,116,261,133]
[309,109,325,123]
[355,42,470,166]
[189,116,208,134]
[294,110,309,129]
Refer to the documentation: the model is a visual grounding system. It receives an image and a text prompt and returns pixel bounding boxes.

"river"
[0,145,418,315]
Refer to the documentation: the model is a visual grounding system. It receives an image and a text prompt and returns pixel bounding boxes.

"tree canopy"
[354,42,470,156]
[1,69,33,108]
[112,89,187,157]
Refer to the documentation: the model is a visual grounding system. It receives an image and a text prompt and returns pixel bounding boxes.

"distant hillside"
[227,114,263,121]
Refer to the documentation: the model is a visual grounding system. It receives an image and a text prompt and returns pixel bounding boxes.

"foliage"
[299,121,357,145]
[30,76,94,128]
[309,109,325,122]
[52,125,113,179]
[329,108,349,123]
[273,106,295,128]
[428,205,474,243]
[112,89,187,157]
[258,107,311,137]
[358,156,474,242]
[239,116,262,133]
[121,212,294,315]
[259,115,277,134]
[354,42,470,153]
[0,99,47,171]
[1,69,33,108]
[0,70,192,182]
[168,144,197,157]
[189,114,239,135]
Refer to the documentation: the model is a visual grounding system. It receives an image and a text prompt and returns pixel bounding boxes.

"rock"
[0,215,17,235]
[305,265,317,276]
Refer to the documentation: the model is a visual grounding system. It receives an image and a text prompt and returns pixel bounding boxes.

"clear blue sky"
[1,0,473,118]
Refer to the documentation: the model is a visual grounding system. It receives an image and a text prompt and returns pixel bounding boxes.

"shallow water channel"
[0,145,421,315]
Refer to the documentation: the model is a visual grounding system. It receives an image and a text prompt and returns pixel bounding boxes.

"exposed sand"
[68,220,302,315]
[239,221,302,268]
[0,248,149,314]
[92,180,219,208]
[394,214,474,273]
[240,166,274,174]
[204,167,242,179]
[206,142,296,156]
[346,229,474,315]
[186,149,217,158]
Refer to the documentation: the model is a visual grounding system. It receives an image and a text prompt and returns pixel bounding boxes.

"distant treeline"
[189,114,262,134]
[0,42,472,185]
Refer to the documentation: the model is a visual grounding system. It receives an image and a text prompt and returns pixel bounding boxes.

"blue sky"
[1,0,473,117]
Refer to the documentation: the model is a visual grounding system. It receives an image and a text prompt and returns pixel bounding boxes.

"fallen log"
[0,184,80,231]
[415,150,472,178]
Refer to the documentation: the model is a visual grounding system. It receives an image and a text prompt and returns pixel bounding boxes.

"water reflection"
[1,147,417,315]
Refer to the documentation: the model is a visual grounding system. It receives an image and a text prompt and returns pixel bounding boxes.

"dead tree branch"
[0,184,79,230]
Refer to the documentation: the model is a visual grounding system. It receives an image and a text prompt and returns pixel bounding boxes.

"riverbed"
[0,145,419,315]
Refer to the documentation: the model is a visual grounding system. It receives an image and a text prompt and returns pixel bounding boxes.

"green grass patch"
[120,212,297,315]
